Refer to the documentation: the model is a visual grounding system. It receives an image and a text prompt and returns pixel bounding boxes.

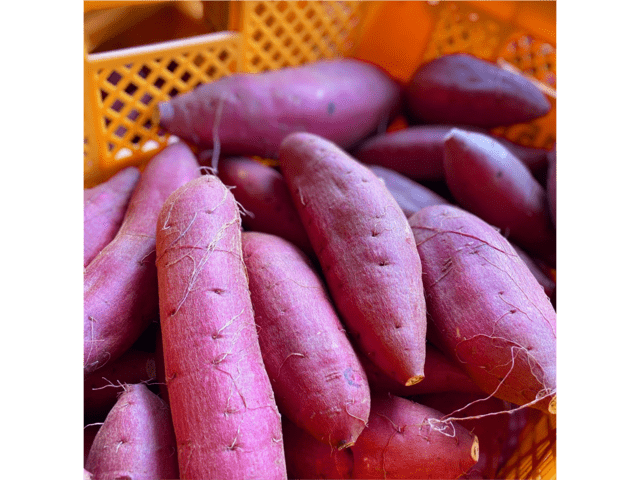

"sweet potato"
[547,147,557,227]
[369,165,450,216]
[218,157,313,256]
[409,204,557,413]
[156,58,401,159]
[413,392,514,479]
[350,394,479,479]
[85,384,179,480]
[243,231,370,448]
[84,349,156,422]
[359,343,484,397]
[352,125,550,181]
[282,416,353,479]
[84,166,140,267]
[279,132,427,387]
[82,143,200,376]
[405,53,551,128]
[156,175,286,479]
[443,128,556,265]
[83,142,201,375]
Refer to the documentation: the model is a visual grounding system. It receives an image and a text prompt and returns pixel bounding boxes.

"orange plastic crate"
[83,2,557,478]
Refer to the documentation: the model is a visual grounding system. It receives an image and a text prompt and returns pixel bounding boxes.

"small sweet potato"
[352,125,550,181]
[409,204,557,413]
[279,132,427,387]
[218,157,313,256]
[84,166,140,267]
[282,416,353,479]
[243,231,370,448]
[156,58,400,158]
[83,142,201,375]
[156,175,286,479]
[84,349,156,422]
[85,384,179,480]
[443,128,556,265]
[406,53,551,128]
[369,165,450,217]
[350,394,479,479]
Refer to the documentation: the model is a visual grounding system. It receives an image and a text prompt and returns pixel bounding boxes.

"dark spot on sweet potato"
[379,260,390,266]
[211,288,225,295]
[327,102,336,114]
[496,170,503,178]
[343,367,361,387]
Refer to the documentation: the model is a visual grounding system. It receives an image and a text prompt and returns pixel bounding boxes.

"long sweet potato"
[406,53,551,128]
[83,142,201,375]
[409,204,557,413]
[156,58,400,159]
[350,394,479,479]
[85,384,179,480]
[369,165,450,217]
[243,231,370,448]
[84,166,140,267]
[279,132,427,387]
[282,416,353,479]
[218,157,313,256]
[156,175,286,479]
[443,128,556,265]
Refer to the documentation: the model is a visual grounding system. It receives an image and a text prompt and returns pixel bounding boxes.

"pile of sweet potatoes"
[84,53,556,479]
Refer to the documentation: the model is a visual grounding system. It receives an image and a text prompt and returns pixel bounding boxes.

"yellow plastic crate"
[83,2,557,478]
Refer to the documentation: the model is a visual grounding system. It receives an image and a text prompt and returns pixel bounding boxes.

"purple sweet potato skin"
[353,125,550,181]
[282,416,354,479]
[359,343,484,397]
[85,384,179,480]
[369,165,450,216]
[353,126,453,180]
[84,349,156,422]
[218,157,313,256]
[406,53,551,128]
[242,231,370,448]
[155,175,286,480]
[83,143,201,376]
[443,129,556,265]
[279,132,427,387]
[547,148,557,227]
[409,205,557,412]
[351,394,478,479]
[84,166,140,267]
[157,58,400,158]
